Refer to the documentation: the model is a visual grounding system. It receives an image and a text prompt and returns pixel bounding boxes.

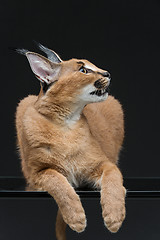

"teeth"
[98,90,102,96]
[90,88,108,96]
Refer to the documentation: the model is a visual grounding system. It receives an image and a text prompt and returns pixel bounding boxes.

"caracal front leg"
[32,169,86,233]
[92,162,126,232]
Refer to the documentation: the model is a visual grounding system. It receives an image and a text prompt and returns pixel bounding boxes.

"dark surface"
[0,0,160,178]
[1,198,160,240]
[1,177,160,239]
[1,177,160,198]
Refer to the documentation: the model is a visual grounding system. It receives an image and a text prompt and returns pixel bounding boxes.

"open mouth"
[90,87,109,97]
[90,78,110,97]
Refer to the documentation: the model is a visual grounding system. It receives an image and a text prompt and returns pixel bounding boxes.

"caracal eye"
[79,67,88,74]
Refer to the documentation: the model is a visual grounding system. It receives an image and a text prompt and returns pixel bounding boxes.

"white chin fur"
[79,85,108,104]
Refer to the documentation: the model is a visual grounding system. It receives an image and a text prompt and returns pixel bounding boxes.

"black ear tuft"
[15,48,29,55]
[9,47,29,55]
[34,42,62,63]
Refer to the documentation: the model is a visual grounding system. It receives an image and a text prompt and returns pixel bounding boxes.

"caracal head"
[18,43,111,105]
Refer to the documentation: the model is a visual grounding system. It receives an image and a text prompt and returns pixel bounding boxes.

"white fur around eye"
[84,63,97,72]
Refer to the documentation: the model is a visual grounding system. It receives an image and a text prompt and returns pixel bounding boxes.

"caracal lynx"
[16,43,126,240]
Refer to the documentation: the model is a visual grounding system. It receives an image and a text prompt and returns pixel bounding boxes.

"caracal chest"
[42,116,94,158]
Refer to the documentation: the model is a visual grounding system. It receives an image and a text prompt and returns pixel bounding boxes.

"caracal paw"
[61,204,86,233]
[103,203,125,232]
[102,186,126,233]
[69,212,87,232]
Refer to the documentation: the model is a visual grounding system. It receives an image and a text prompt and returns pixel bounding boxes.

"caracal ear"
[26,52,61,84]
[36,42,62,63]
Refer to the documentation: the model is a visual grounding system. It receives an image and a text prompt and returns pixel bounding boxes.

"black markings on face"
[77,61,85,66]
[94,79,105,89]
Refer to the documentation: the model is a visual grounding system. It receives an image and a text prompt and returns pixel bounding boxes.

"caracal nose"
[102,71,111,79]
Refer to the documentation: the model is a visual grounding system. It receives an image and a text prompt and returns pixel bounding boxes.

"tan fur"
[16,52,126,240]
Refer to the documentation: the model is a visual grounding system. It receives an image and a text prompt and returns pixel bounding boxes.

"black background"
[1,0,160,177]
[1,1,160,240]
[1,198,160,240]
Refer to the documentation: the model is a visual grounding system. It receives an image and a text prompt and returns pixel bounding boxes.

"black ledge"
[0,177,160,199]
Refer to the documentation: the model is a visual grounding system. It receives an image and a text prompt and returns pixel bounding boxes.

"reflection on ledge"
[0,177,160,198]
